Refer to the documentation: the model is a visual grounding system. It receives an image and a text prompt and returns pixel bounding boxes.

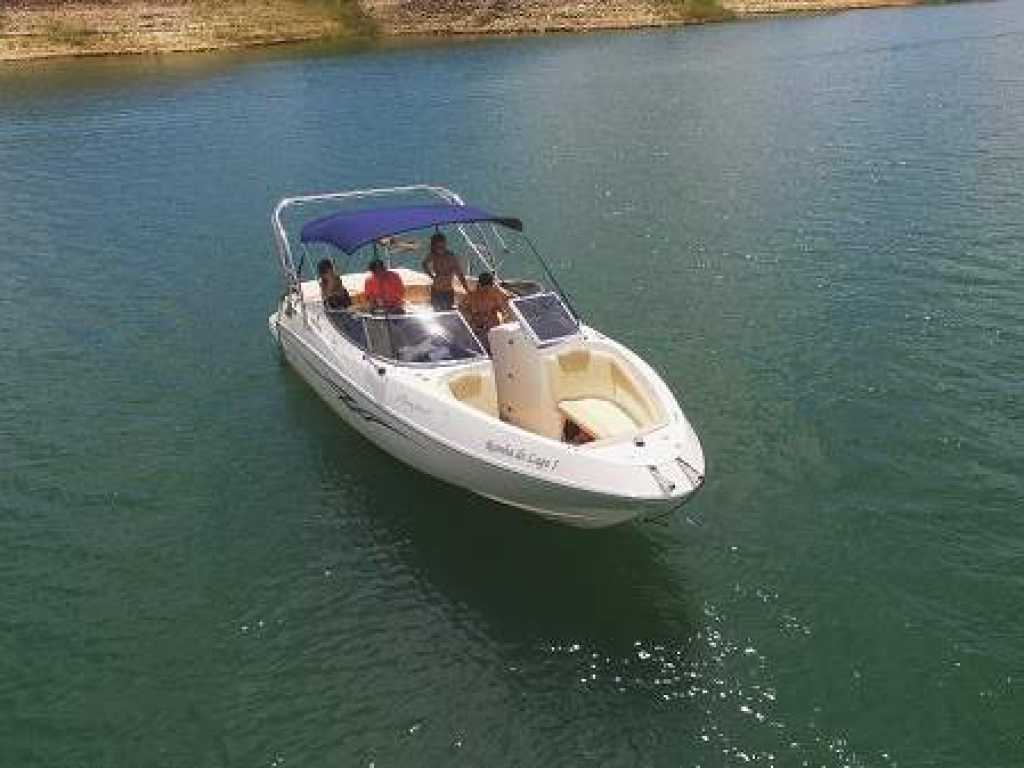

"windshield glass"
[364,312,486,364]
[510,292,580,345]
[327,310,368,349]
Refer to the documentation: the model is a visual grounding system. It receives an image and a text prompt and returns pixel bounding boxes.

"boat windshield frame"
[327,307,488,368]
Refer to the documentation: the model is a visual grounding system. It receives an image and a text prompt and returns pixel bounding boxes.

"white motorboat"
[269,185,705,528]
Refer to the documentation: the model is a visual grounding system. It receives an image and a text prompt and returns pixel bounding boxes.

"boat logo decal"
[290,342,426,448]
[333,385,417,441]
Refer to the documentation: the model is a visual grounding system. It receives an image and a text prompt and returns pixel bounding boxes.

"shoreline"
[0,0,945,63]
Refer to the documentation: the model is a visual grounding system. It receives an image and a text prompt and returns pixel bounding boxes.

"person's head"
[368,258,385,274]
[478,271,494,287]
[317,258,335,284]
[430,233,447,255]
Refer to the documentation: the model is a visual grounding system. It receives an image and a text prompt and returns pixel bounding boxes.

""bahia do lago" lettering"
[485,440,560,472]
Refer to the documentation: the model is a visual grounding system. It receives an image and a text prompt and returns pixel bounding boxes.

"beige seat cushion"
[450,372,482,400]
[448,372,498,417]
[558,398,638,440]
[340,269,437,310]
[546,349,660,429]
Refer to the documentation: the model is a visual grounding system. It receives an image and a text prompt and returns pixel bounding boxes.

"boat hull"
[274,316,699,528]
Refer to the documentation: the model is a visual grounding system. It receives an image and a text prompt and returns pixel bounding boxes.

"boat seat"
[308,270,466,311]
[403,284,433,307]
[343,282,465,311]
[545,349,660,430]
[447,371,498,417]
[490,323,664,441]
[557,398,638,440]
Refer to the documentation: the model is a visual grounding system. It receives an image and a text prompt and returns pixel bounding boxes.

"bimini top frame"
[272,185,517,287]
[272,184,580,321]
[300,203,522,254]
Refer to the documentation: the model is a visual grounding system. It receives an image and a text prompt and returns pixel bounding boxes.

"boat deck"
[301,268,472,313]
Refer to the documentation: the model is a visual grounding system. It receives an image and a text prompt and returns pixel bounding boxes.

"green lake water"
[1,2,1022,765]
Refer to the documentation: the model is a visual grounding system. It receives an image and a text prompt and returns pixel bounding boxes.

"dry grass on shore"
[361,0,733,36]
[0,0,370,61]
[659,0,736,21]
[0,0,736,61]
[0,0,935,61]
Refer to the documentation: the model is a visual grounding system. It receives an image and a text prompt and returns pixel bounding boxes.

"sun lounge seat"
[489,323,664,441]
[557,398,638,440]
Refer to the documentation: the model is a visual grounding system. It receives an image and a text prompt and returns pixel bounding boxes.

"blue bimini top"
[299,203,523,254]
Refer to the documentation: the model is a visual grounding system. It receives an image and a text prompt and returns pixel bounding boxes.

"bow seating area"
[448,328,665,443]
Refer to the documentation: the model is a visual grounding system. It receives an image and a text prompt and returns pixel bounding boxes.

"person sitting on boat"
[459,272,509,350]
[364,257,405,313]
[317,258,352,311]
[421,233,469,311]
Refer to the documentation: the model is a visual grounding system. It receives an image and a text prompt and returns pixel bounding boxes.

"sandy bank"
[0,0,943,62]
[0,0,356,61]
[363,0,923,36]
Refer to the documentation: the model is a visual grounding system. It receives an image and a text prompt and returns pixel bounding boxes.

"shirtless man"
[421,233,469,311]
[460,272,509,351]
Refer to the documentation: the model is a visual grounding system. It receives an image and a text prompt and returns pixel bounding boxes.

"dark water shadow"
[275,362,699,654]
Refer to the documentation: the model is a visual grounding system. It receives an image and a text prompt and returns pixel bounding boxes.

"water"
[2,3,1022,765]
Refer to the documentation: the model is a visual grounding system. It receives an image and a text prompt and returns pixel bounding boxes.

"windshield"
[510,292,580,345]
[363,312,486,364]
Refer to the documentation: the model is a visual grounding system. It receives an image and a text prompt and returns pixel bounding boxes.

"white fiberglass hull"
[270,307,705,529]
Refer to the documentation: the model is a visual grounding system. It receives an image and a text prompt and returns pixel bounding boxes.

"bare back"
[425,251,463,292]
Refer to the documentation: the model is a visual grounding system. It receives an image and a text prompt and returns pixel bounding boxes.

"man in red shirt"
[364,258,405,313]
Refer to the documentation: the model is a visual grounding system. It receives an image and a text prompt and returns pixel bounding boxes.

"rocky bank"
[0,0,942,61]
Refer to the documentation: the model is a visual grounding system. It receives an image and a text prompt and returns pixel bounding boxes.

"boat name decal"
[485,440,560,472]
